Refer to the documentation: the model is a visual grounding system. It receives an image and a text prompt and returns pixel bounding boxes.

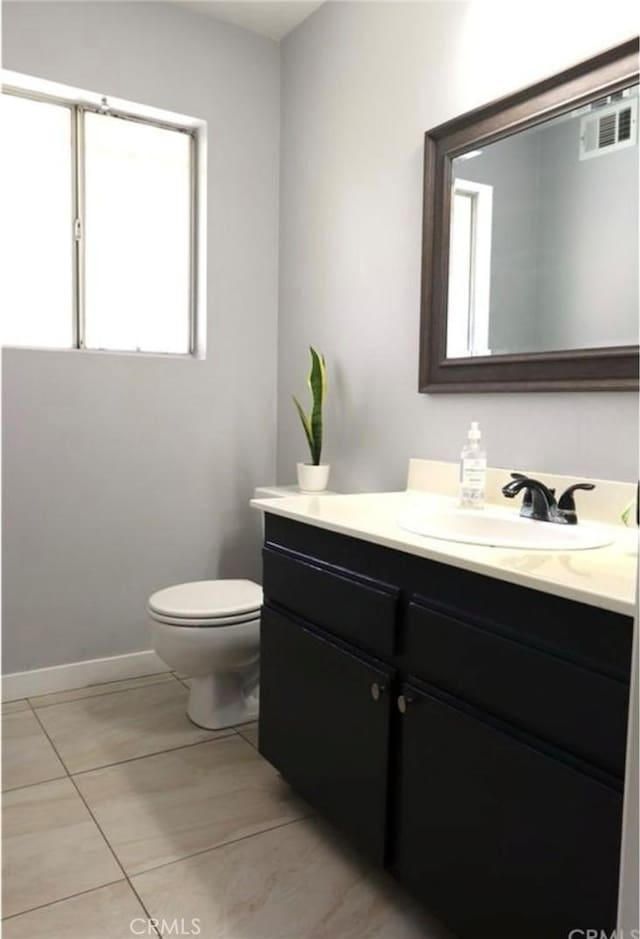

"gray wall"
[277,1,639,494]
[537,114,639,350]
[2,1,280,673]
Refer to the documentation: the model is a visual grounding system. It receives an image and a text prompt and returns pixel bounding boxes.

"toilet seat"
[148,579,262,623]
[148,610,261,628]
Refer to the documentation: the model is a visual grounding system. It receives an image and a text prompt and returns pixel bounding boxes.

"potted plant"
[293,346,330,492]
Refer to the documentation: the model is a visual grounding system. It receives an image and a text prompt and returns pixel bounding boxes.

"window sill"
[2,345,206,361]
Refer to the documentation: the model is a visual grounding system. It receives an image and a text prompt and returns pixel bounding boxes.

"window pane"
[1,94,74,348]
[83,113,192,354]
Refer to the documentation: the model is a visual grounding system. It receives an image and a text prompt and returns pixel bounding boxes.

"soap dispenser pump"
[459,422,487,509]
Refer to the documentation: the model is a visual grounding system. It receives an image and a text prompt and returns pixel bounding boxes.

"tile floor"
[2,672,451,938]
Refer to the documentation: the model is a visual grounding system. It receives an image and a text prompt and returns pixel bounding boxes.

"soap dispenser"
[459,422,487,509]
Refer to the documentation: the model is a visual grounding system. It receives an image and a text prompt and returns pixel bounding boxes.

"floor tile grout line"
[2,772,69,795]
[231,726,259,748]
[2,671,173,708]
[236,730,259,750]
[27,674,178,710]
[4,709,253,782]
[129,814,314,880]
[12,700,249,779]
[23,698,73,779]
[67,730,240,778]
[26,703,163,937]
[0,879,127,923]
[69,774,164,939]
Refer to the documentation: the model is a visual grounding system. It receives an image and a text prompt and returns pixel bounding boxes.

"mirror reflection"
[447,84,639,359]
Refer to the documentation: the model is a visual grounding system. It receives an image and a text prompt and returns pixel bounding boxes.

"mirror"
[420,39,639,392]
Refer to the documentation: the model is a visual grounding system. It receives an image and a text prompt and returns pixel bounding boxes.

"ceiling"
[175,1,324,41]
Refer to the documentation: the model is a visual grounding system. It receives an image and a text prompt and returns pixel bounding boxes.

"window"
[83,112,193,353]
[1,94,74,348]
[1,77,201,355]
[446,177,493,358]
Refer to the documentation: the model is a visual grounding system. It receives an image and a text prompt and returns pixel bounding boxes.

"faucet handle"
[558,483,595,522]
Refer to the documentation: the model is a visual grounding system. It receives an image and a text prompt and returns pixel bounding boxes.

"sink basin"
[397,504,614,551]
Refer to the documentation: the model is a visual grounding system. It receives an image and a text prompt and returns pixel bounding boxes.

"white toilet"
[147,579,262,730]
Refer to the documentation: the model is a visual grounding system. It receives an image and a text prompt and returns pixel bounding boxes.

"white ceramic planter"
[297,463,331,493]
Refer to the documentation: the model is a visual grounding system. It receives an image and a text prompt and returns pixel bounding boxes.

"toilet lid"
[148,579,263,620]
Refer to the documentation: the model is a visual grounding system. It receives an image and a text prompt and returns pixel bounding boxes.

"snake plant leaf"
[621,499,634,526]
[307,347,326,466]
[293,347,327,466]
[293,395,314,460]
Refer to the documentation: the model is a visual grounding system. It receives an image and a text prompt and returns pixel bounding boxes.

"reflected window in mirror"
[447,176,493,358]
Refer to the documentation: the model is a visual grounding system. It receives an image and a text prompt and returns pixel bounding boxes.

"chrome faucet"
[502,473,595,525]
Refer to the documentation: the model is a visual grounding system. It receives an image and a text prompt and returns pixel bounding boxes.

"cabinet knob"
[397,694,414,714]
[370,682,386,701]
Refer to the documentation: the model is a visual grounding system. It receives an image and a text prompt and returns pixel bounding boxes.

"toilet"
[147,579,262,730]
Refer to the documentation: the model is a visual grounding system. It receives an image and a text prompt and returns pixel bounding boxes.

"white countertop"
[251,489,638,617]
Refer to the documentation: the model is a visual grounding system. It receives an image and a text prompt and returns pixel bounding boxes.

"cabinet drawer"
[406,600,629,776]
[393,682,622,938]
[263,547,398,657]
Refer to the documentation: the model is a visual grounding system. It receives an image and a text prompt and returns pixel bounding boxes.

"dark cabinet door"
[259,604,393,863]
[392,682,623,939]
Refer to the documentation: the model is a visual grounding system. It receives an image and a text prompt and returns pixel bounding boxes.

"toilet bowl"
[147,579,262,730]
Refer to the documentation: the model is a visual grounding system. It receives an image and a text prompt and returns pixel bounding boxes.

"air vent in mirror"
[580,97,637,160]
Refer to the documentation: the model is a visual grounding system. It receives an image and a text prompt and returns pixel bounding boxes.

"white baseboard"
[2,650,170,701]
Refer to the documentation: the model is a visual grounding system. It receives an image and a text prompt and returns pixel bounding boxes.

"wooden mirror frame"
[419,39,640,393]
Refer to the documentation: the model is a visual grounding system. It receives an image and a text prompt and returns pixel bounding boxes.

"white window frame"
[447,177,493,359]
[1,70,207,358]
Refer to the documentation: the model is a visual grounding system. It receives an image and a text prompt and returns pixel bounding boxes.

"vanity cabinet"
[259,514,633,939]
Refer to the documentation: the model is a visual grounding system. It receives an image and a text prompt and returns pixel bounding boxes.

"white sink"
[397,504,614,551]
